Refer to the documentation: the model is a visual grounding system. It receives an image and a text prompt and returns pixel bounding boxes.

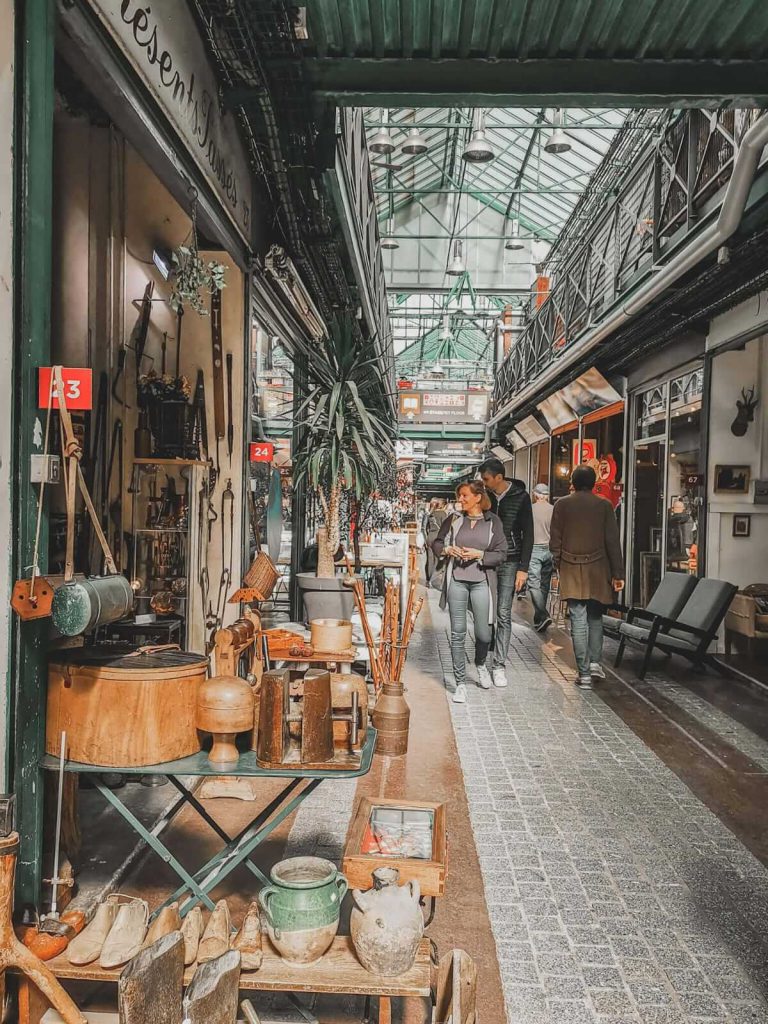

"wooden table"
[16,936,435,1024]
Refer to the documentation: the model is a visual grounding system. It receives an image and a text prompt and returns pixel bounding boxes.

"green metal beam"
[14,0,55,904]
[305,58,768,106]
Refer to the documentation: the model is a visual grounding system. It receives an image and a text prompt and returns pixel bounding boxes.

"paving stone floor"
[432,593,768,1024]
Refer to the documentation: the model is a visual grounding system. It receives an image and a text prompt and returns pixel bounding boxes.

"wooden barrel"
[47,647,207,767]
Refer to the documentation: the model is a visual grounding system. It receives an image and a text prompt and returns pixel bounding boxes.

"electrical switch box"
[31,454,61,484]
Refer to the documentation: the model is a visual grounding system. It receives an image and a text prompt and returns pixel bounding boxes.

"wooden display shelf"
[343,797,447,897]
[14,937,434,1023]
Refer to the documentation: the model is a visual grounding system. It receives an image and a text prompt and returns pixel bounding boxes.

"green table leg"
[93,779,217,913]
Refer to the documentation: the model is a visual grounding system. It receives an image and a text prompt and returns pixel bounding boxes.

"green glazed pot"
[259,856,348,964]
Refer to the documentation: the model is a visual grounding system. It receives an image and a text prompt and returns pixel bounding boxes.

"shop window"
[635,384,667,439]
[666,371,703,576]
[551,428,578,500]
[582,410,624,512]
[630,369,703,606]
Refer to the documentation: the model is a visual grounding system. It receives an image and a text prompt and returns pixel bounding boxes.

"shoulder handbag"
[430,516,458,592]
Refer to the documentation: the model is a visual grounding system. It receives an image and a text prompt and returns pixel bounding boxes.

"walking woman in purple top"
[432,481,508,705]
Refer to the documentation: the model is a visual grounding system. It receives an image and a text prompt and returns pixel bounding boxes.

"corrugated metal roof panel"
[307,0,768,60]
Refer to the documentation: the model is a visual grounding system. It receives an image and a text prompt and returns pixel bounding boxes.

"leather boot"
[68,896,119,965]
[197,900,231,963]
[144,902,181,948]
[181,906,203,966]
[233,903,263,971]
[100,897,149,969]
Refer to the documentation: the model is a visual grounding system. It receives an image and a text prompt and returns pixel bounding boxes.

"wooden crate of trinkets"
[343,797,446,897]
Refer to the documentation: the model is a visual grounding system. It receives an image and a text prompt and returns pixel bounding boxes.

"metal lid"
[51,585,93,637]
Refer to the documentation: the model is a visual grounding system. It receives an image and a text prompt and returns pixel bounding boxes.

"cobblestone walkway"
[434,594,768,1024]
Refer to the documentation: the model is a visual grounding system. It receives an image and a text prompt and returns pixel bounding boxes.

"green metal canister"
[51,576,134,636]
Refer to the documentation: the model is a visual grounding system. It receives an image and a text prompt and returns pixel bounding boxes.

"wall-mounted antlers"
[731,387,759,437]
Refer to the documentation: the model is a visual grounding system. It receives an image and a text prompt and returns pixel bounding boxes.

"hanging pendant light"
[369,108,396,155]
[544,109,571,154]
[505,218,524,251]
[447,240,465,276]
[462,111,495,163]
[402,126,429,155]
[380,215,399,249]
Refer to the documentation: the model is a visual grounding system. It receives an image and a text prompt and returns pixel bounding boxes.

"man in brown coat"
[549,465,625,688]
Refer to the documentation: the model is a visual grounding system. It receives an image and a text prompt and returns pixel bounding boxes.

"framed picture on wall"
[714,465,751,494]
[733,514,751,538]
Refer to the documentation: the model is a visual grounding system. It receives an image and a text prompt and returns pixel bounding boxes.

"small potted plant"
[293,316,395,621]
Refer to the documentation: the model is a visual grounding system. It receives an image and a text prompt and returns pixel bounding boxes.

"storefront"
[13,0,261,902]
[627,367,705,606]
[508,369,624,505]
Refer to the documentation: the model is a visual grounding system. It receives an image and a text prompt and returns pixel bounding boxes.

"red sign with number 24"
[38,368,93,411]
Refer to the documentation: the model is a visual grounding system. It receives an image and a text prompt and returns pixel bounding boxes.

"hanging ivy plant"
[169,188,227,316]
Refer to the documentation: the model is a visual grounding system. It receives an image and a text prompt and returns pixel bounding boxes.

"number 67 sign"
[38,367,93,411]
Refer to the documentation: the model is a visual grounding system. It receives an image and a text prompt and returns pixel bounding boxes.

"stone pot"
[258,856,347,965]
[350,867,424,977]
[296,573,355,625]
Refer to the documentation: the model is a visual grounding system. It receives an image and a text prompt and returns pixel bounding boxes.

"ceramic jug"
[350,867,424,976]
[258,856,347,964]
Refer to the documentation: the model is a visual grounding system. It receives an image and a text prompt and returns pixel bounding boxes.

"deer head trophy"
[731,387,759,437]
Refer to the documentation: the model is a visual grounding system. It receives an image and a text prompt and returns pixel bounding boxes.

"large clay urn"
[259,857,347,965]
[350,867,424,976]
[196,674,254,765]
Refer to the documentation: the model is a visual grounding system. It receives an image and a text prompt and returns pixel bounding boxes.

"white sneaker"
[590,662,606,680]
[453,684,467,704]
[476,665,492,689]
[492,667,508,688]
[576,676,593,689]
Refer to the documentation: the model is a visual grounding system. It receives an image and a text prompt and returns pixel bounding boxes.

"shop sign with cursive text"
[88,0,253,244]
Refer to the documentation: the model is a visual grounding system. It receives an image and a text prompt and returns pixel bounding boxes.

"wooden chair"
[614,578,737,679]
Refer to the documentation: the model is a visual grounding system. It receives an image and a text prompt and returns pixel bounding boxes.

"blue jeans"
[493,561,519,669]
[528,545,554,624]
[447,578,492,685]
[568,599,604,677]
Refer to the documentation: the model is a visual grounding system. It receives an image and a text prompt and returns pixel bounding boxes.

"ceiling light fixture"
[402,126,429,155]
[505,219,525,251]
[380,216,399,249]
[545,109,571,154]
[447,240,465,276]
[462,111,495,163]
[369,108,396,155]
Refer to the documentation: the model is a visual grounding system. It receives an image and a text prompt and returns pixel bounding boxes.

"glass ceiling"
[365,107,631,241]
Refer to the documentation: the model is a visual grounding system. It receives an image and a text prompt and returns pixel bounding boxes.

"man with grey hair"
[529,483,554,632]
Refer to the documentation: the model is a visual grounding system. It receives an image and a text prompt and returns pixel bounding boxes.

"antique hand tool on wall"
[211,289,225,472]
[133,281,155,402]
[174,306,184,379]
[226,352,234,463]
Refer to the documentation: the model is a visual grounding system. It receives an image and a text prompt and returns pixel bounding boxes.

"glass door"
[665,369,704,577]
[631,384,667,605]
[629,367,704,606]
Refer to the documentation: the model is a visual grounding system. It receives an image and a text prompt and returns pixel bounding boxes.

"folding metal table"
[40,732,375,920]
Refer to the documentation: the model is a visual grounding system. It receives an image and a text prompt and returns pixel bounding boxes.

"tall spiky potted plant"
[294,315,395,621]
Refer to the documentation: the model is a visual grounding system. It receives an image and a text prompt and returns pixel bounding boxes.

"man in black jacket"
[480,458,534,687]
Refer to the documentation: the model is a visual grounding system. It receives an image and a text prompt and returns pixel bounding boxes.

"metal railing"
[494,108,765,412]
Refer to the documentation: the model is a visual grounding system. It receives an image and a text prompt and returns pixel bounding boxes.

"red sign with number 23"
[38,367,93,411]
